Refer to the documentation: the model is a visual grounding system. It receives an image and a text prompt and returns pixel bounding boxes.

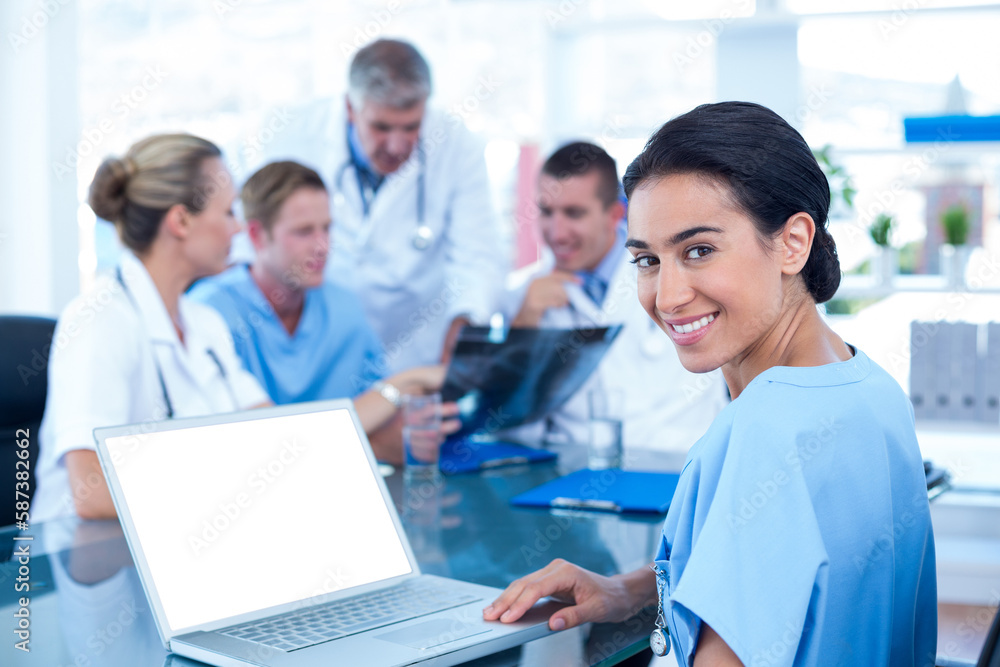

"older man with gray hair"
[257,39,508,376]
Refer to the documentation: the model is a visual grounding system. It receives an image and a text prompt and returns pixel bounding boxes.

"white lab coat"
[252,101,509,374]
[34,252,268,521]
[504,251,728,455]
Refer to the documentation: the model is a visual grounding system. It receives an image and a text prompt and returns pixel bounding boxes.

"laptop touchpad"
[376,619,493,650]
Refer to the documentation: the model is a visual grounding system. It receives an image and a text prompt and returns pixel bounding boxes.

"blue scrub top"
[190,265,385,405]
[656,348,936,666]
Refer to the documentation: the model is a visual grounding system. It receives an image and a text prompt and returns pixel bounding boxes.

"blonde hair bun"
[88,157,133,224]
[86,134,221,253]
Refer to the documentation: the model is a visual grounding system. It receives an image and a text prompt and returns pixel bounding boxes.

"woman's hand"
[483,559,656,632]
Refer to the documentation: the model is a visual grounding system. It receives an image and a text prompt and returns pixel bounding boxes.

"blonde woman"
[35,134,271,521]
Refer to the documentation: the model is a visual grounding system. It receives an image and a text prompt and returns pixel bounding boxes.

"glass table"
[1,448,675,667]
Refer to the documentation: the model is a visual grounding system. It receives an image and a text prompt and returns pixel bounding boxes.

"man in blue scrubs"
[191,160,450,461]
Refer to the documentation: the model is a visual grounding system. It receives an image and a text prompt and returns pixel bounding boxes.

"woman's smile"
[662,312,718,345]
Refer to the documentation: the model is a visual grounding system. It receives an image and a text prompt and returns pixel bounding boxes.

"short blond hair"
[241,161,327,233]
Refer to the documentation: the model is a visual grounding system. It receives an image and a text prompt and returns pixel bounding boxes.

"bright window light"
[787,0,1000,13]
[641,0,755,20]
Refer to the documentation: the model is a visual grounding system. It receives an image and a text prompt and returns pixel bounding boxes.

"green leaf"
[940,203,970,245]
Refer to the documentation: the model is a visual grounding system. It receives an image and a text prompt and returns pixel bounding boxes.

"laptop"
[94,399,563,667]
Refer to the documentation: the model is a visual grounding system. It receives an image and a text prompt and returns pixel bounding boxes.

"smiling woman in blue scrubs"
[484,102,937,666]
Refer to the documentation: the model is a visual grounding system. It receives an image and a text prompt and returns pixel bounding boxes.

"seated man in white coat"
[507,142,727,459]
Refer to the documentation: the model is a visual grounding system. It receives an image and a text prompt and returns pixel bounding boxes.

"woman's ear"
[780,212,816,276]
[161,203,191,241]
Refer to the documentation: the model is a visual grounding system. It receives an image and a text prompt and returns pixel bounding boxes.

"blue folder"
[438,437,557,475]
[903,114,1000,143]
[510,469,681,514]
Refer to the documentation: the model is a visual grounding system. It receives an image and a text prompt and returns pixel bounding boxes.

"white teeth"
[671,313,715,334]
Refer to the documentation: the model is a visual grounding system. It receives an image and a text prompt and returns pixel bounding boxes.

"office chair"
[937,605,1000,667]
[0,315,57,528]
[979,605,1000,667]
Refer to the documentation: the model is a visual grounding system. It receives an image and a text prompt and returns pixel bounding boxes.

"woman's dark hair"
[623,102,841,303]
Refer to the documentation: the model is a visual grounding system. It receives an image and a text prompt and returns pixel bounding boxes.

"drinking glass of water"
[402,392,443,479]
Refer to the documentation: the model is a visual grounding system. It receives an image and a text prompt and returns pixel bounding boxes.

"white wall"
[716,20,801,128]
[0,0,79,317]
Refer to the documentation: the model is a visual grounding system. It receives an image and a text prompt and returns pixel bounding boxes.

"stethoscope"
[115,266,238,418]
[334,126,433,251]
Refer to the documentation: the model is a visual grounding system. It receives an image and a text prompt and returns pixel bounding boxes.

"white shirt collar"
[118,251,226,388]
[117,251,181,345]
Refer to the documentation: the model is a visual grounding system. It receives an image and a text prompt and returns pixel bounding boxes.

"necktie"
[581,273,607,306]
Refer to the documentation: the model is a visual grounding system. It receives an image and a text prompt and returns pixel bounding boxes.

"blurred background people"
[191,160,457,463]
[255,38,509,374]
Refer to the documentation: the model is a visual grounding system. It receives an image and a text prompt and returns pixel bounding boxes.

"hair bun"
[88,157,133,223]
[807,226,842,304]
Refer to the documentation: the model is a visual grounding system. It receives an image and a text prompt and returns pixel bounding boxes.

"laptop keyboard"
[218,579,481,652]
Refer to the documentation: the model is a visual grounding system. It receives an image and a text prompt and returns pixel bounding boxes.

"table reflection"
[3,457,666,667]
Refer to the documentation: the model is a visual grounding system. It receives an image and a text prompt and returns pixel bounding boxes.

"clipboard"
[510,469,681,514]
[438,437,557,475]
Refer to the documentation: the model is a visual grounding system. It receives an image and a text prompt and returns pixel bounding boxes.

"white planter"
[940,244,973,289]
[872,247,898,286]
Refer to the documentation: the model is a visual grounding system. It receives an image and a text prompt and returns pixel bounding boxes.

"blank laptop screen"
[103,408,412,633]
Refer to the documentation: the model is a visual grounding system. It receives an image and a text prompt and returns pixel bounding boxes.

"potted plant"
[814,145,856,220]
[868,213,897,285]
[940,203,972,288]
